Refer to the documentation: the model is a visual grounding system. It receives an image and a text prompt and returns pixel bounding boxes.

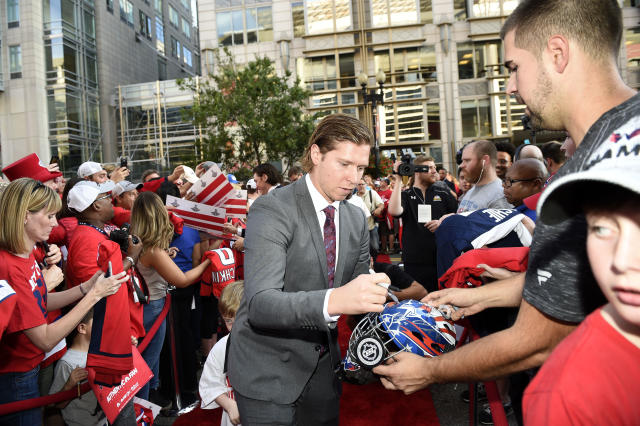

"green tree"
[179,49,316,170]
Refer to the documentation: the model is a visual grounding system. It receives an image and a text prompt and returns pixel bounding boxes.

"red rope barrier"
[0,294,172,416]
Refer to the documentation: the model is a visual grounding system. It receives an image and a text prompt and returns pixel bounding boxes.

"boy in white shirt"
[199,280,244,425]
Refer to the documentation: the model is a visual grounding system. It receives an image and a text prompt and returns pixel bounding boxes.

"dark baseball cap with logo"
[538,125,640,225]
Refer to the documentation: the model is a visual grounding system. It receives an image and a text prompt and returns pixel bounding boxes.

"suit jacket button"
[280,351,291,362]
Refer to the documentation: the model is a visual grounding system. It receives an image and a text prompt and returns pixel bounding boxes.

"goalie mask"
[345,300,457,373]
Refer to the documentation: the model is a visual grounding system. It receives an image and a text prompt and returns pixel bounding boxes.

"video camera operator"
[388,155,457,292]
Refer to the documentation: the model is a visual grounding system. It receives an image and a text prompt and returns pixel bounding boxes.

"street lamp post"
[358,69,386,169]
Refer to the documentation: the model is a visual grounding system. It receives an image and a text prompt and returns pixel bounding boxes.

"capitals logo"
[586,115,640,170]
[28,260,47,317]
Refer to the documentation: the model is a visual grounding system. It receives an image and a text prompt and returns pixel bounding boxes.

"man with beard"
[457,140,512,213]
[494,141,516,181]
[388,156,457,292]
[374,0,638,412]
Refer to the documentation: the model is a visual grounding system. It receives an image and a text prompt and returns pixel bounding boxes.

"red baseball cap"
[2,153,62,183]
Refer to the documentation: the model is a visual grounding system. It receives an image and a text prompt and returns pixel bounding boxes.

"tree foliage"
[179,49,316,170]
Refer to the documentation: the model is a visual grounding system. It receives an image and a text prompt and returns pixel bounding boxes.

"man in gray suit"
[228,114,390,425]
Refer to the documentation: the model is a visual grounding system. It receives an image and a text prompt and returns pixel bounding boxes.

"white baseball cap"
[77,161,103,178]
[181,166,198,184]
[246,178,257,190]
[68,180,116,212]
[538,118,640,225]
[112,180,143,197]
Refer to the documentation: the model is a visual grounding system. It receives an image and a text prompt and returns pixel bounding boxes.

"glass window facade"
[120,0,134,25]
[9,45,21,78]
[461,99,491,138]
[171,36,181,58]
[183,46,192,67]
[306,0,351,34]
[371,0,420,27]
[181,17,191,38]
[457,40,501,79]
[217,6,272,46]
[471,0,517,18]
[140,11,152,38]
[454,0,467,20]
[7,0,19,27]
[292,2,304,37]
[45,0,100,172]
[156,17,165,53]
[154,0,163,14]
[169,5,179,27]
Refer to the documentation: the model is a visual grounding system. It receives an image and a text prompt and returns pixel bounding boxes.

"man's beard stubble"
[518,68,554,131]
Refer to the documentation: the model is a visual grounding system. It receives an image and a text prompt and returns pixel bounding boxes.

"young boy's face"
[586,205,640,327]
[223,316,235,332]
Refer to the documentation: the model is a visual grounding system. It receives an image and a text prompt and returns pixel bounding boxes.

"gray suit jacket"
[227,177,370,404]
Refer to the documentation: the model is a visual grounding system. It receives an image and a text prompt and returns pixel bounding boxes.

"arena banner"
[166,195,230,238]
[89,347,152,424]
[188,163,235,206]
[221,189,247,219]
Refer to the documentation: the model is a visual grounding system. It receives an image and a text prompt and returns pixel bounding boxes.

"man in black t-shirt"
[388,156,457,293]
[375,0,638,395]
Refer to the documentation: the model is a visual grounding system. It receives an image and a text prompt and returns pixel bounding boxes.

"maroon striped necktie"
[323,205,336,288]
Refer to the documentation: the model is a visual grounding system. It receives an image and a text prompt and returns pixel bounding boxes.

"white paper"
[418,204,431,223]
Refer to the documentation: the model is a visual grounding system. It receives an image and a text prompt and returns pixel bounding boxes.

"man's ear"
[546,35,570,74]
[310,144,322,166]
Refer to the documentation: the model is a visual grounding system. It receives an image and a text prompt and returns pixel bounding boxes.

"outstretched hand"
[423,287,485,320]
[373,352,433,394]
[89,271,129,299]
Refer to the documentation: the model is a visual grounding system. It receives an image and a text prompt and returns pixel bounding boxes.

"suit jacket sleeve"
[243,194,331,332]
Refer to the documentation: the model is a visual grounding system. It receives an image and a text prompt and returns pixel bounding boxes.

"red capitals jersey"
[200,248,236,298]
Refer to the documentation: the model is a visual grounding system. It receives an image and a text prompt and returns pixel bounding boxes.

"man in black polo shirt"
[388,156,457,293]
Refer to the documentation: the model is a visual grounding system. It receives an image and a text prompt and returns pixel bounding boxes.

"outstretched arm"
[373,299,576,394]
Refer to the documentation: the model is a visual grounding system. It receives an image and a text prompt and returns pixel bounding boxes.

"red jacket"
[87,241,133,386]
[438,247,529,290]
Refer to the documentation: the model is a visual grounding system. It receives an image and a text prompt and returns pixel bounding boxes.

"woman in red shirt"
[130,191,210,402]
[0,178,128,425]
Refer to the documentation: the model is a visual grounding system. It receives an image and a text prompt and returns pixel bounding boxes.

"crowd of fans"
[0,129,568,425]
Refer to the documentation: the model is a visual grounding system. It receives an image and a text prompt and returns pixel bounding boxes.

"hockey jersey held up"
[438,247,529,290]
[200,248,236,298]
[87,241,134,387]
[435,208,532,279]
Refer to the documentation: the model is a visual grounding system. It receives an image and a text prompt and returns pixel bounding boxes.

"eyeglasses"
[94,193,112,202]
[503,177,539,188]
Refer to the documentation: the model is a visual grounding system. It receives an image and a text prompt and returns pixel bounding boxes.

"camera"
[109,223,140,252]
[119,156,129,169]
[396,154,431,176]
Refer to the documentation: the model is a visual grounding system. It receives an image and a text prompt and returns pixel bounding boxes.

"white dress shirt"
[305,174,341,322]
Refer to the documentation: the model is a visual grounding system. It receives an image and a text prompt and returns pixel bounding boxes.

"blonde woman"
[130,191,211,402]
[0,178,127,424]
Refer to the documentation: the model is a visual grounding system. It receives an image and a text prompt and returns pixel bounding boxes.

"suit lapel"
[334,201,350,288]
[295,180,329,287]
